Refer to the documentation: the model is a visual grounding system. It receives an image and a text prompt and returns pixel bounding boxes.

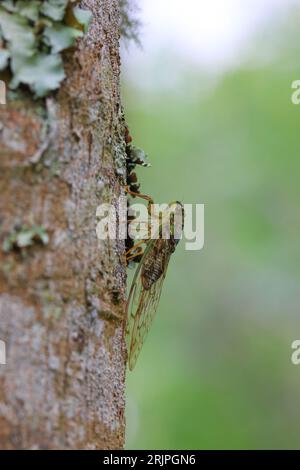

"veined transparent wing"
[126,238,174,370]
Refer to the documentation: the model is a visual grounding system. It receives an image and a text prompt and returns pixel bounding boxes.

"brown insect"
[125,188,184,370]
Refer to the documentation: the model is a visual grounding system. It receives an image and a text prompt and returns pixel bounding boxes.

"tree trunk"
[0,0,126,450]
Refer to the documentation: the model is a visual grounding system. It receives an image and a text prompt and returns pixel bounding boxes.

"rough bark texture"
[0,0,127,449]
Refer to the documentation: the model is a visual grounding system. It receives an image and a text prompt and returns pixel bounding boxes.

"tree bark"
[0,0,126,449]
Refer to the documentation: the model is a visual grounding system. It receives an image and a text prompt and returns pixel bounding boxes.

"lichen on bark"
[0,0,93,97]
[0,0,127,449]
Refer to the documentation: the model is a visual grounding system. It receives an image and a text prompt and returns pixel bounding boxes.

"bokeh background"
[122,0,300,449]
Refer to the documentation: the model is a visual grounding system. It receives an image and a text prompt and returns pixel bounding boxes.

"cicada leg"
[126,238,147,256]
[125,186,154,265]
[124,185,154,205]
[124,185,154,219]
[127,247,144,262]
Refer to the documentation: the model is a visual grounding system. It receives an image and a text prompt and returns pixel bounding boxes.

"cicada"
[125,189,184,370]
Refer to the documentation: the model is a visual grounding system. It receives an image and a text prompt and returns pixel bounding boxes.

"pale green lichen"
[3,225,49,253]
[114,140,127,177]
[128,145,150,167]
[0,0,92,97]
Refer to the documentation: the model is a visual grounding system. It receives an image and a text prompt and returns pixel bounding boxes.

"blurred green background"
[122,9,300,449]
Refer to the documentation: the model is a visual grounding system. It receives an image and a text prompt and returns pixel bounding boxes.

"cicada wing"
[126,239,172,370]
